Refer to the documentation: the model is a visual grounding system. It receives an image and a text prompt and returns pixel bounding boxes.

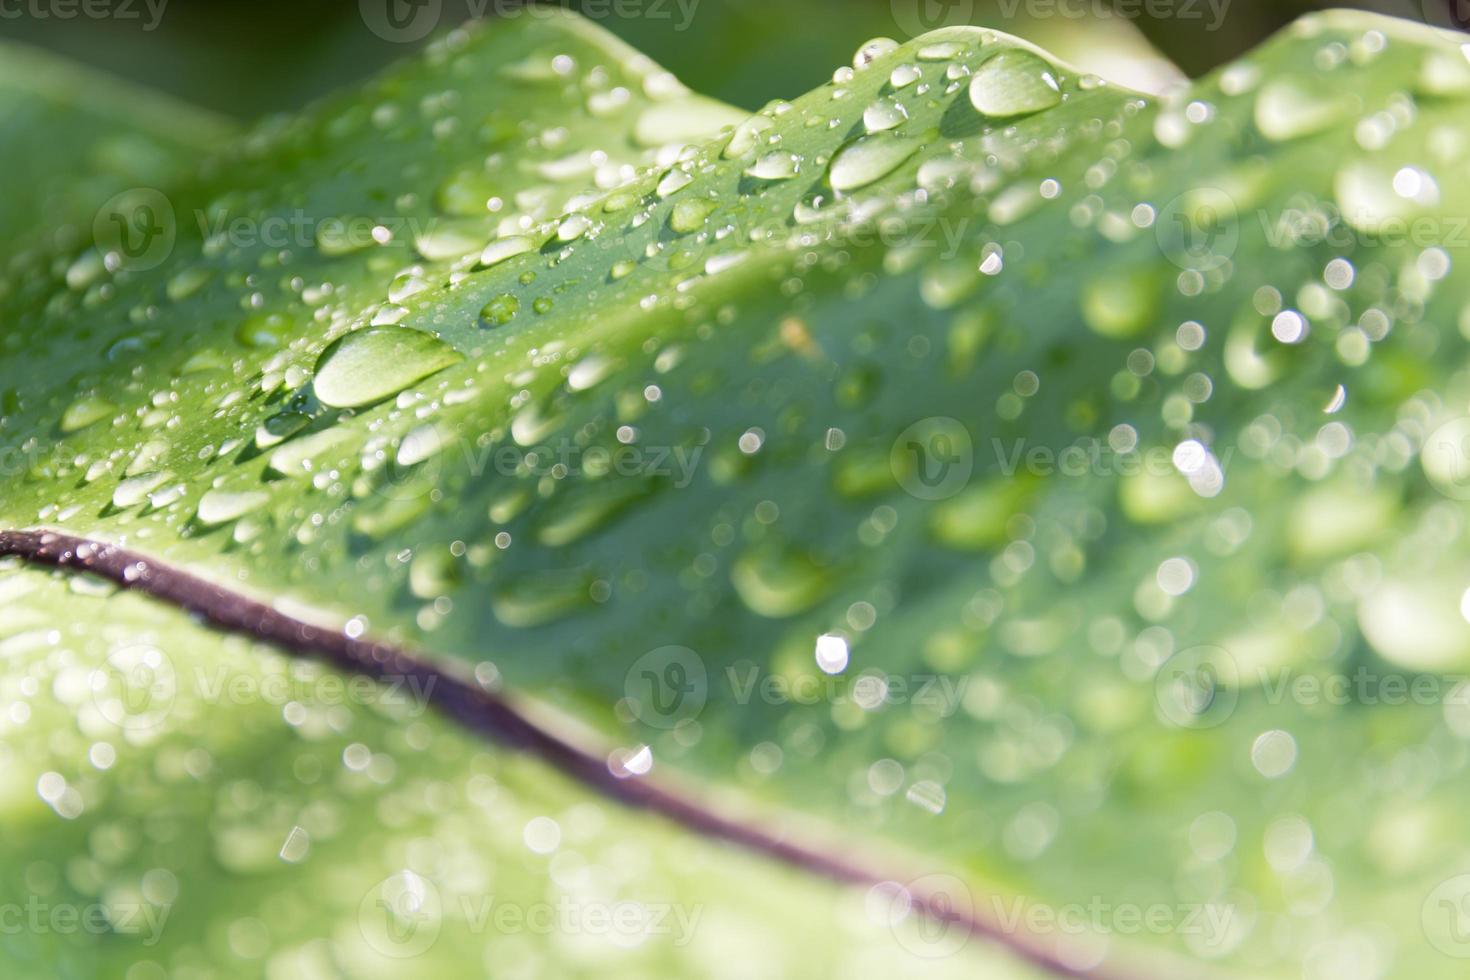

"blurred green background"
[0,0,1459,119]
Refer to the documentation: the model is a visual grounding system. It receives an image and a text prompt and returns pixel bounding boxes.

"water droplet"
[388,271,430,305]
[196,489,269,526]
[61,396,115,433]
[534,481,650,547]
[1419,49,1470,97]
[1335,162,1438,234]
[396,424,445,467]
[315,218,374,257]
[723,114,776,158]
[557,213,592,243]
[828,134,920,193]
[480,293,520,326]
[744,151,801,181]
[853,37,899,68]
[166,267,214,302]
[969,50,1062,118]
[312,327,463,409]
[436,168,499,216]
[669,198,717,234]
[1253,79,1347,141]
[918,42,964,62]
[268,428,354,477]
[634,97,747,148]
[890,63,922,89]
[731,546,832,618]
[815,633,849,674]
[414,220,486,260]
[491,572,593,628]
[863,97,908,133]
[236,313,292,349]
[656,168,694,197]
[113,472,168,509]
[479,236,536,268]
[1081,268,1158,338]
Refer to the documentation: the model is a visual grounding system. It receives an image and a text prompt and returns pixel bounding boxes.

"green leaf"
[0,41,235,260]
[0,560,1029,978]
[5,8,1470,978]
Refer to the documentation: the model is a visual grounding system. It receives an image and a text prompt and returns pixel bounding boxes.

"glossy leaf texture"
[0,41,235,260]
[4,9,1470,979]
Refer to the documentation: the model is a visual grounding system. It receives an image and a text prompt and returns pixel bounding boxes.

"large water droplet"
[491,572,592,628]
[480,294,520,326]
[1253,79,1348,141]
[828,134,920,193]
[1360,578,1470,672]
[669,198,717,234]
[196,489,269,527]
[312,327,463,409]
[722,114,776,159]
[480,236,536,268]
[61,396,115,433]
[1081,268,1159,338]
[745,151,801,181]
[863,97,909,133]
[969,50,1062,118]
[731,546,832,618]
[113,472,168,509]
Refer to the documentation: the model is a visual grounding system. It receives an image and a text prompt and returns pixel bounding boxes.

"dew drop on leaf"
[196,489,269,527]
[312,327,463,409]
[968,50,1062,118]
[828,134,920,193]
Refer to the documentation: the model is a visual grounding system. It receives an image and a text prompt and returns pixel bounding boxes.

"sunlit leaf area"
[3,1,1470,977]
